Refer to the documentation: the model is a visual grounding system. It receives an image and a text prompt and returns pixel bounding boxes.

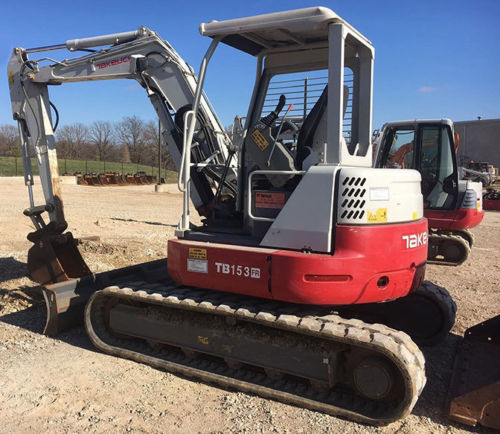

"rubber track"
[85,283,426,425]
[428,232,470,266]
[413,281,457,345]
[452,229,474,247]
[335,281,457,346]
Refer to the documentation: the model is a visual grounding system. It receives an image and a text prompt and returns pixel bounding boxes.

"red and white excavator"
[9,7,462,426]
[373,119,484,265]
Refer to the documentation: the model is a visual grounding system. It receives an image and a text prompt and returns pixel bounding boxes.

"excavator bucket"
[27,230,92,285]
[448,315,500,429]
[41,259,168,336]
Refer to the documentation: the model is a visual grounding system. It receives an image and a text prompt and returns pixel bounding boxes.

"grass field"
[0,156,177,182]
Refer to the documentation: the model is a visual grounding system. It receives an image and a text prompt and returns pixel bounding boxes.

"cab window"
[383,129,415,169]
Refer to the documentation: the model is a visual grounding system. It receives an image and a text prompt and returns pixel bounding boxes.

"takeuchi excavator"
[9,7,459,425]
[373,119,484,266]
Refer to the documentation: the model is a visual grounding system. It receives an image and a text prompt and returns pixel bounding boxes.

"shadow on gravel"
[110,217,177,228]
[0,303,46,334]
[0,287,98,353]
[0,257,28,282]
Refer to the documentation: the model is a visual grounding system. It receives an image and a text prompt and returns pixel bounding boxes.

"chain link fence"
[0,155,177,182]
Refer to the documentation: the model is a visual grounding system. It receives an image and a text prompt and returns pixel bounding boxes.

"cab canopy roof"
[199,6,371,56]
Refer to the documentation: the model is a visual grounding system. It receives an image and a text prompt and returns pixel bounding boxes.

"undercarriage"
[427,229,473,266]
[39,257,458,425]
[85,280,426,425]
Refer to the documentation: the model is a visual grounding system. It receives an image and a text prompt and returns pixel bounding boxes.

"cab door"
[416,124,458,210]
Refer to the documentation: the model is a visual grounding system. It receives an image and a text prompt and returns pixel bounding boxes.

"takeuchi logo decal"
[401,232,428,249]
[96,56,131,70]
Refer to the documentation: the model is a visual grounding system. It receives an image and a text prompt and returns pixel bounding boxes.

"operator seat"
[295,85,350,170]
[295,85,328,170]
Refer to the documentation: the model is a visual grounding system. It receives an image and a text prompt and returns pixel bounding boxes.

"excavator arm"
[8,27,236,284]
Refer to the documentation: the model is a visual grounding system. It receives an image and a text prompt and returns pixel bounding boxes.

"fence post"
[158,118,162,184]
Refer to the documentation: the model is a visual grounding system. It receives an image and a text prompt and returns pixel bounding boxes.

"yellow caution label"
[8,71,15,87]
[367,208,388,223]
[251,129,270,151]
[412,211,418,220]
[197,336,209,345]
[188,247,207,260]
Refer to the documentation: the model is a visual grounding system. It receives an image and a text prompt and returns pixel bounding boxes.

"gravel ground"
[0,177,498,433]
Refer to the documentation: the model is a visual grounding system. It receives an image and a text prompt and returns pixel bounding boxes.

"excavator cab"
[176,7,378,244]
[375,120,459,210]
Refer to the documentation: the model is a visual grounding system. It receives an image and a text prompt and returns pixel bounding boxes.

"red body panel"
[484,200,500,211]
[168,219,428,306]
[425,208,484,230]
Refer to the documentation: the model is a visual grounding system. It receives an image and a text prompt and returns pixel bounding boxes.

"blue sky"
[2,0,499,131]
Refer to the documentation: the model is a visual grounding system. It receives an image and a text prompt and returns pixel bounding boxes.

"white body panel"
[260,165,423,253]
[260,165,337,252]
[337,167,423,225]
[465,180,483,211]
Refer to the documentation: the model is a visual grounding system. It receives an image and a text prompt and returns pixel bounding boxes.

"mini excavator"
[373,119,484,265]
[8,7,462,425]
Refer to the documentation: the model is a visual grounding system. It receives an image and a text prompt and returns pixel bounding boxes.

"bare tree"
[116,116,147,164]
[89,120,114,161]
[56,123,90,159]
[0,124,20,156]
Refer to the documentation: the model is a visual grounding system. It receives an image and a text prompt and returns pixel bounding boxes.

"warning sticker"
[251,129,270,151]
[412,211,418,220]
[255,192,286,209]
[367,208,388,223]
[187,258,208,273]
[188,248,207,260]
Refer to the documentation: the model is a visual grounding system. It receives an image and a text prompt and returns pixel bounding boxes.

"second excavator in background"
[373,119,484,265]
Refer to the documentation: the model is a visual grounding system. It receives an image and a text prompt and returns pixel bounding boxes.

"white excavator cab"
[178,7,375,231]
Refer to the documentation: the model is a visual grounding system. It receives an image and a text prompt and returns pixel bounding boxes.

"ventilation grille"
[339,177,367,221]
[462,189,477,209]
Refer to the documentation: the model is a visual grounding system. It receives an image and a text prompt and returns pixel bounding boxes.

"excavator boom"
[8,26,236,284]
